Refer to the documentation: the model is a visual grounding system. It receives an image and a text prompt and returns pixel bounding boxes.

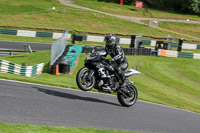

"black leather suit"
[104,43,128,83]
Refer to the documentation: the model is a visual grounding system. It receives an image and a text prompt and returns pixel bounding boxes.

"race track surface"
[0,41,51,51]
[0,79,200,133]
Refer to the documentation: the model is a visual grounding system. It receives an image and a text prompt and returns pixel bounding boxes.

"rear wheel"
[76,67,96,91]
[117,84,138,107]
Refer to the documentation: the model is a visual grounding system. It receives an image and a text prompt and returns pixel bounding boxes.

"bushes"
[98,0,136,5]
[98,0,200,14]
[144,0,200,14]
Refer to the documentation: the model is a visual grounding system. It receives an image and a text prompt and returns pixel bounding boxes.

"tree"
[180,0,199,13]
[98,0,200,14]
[145,0,200,14]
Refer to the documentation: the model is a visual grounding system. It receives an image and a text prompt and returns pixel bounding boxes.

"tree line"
[98,0,200,14]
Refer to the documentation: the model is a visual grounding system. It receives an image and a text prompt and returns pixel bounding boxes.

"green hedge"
[98,0,200,14]
[145,0,200,14]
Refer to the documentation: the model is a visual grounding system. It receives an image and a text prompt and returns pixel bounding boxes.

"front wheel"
[76,67,96,91]
[117,84,138,107]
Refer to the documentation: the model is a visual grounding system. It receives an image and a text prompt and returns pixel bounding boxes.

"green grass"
[0,123,136,133]
[0,0,200,41]
[181,49,200,54]
[141,20,200,41]
[127,56,200,113]
[0,50,200,113]
[158,22,200,39]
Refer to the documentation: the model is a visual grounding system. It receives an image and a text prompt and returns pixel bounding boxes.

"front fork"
[127,78,133,84]
[87,69,95,81]
[118,78,134,98]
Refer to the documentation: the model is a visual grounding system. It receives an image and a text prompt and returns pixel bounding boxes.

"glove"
[102,56,106,60]
[108,59,114,64]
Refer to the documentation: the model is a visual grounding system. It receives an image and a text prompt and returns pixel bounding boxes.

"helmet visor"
[106,40,112,46]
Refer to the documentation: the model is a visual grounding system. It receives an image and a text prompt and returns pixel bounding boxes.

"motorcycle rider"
[104,34,129,95]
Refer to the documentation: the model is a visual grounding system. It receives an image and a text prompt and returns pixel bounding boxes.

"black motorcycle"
[76,52,140,107]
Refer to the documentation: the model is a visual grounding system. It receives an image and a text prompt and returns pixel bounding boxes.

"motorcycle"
[76,51,140,107]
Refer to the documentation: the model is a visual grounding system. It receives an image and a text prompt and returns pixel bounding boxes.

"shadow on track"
[33,86,120,107]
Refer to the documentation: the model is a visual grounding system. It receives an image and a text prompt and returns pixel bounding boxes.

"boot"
[102,78,112,93]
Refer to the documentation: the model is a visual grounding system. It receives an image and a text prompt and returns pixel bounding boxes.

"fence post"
[48,8,51,14]
[80,10,82,16]
[130,35,136,48]
[16,8,18,15]
[63,8,66,14]
[32,8,34,15]
[177,38,184,52]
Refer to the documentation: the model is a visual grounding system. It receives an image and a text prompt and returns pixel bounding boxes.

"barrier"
[123,48,152,56]
[50,30,68,66]
[81,46,152,56]
[0,28,200,50]
[63,45,83,69]
[0,59,44,77]
[50,30,70,74]
[0,51,26,56]
[158,49,200,59]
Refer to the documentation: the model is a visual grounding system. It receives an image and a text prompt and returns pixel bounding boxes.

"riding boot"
[102,77,112,93]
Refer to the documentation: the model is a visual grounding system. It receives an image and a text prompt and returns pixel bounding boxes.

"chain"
[118,90,129,98]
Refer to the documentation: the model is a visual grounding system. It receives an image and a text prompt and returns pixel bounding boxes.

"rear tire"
[117,84,138,107]
[76,67,96,91]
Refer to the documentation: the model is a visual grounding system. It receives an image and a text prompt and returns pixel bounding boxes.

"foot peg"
[102,86,113,93]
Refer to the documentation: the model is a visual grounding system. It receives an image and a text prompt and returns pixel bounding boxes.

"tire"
[76,67,96,91]
[117,84,138,107]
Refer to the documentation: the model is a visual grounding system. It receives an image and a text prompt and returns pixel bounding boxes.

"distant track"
[0,41,51,51]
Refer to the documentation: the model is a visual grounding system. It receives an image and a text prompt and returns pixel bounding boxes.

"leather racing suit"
[104,43,128,85]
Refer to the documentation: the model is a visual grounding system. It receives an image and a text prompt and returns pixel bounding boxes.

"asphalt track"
[0,40,51,51]
[0,79,200,133]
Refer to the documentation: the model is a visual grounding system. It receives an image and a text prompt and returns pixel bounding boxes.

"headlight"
[86,56,95,60]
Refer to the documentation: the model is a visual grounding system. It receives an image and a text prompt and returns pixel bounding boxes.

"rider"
[104,34,129,94]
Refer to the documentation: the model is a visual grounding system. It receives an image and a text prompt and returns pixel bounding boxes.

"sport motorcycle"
[76,52,140,107]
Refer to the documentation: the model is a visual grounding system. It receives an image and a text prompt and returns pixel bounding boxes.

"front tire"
[117,84,138,107]
[76,67,96,91]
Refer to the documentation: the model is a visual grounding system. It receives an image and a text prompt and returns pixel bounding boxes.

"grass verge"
[158,22,200,39]
[0,123,136,133]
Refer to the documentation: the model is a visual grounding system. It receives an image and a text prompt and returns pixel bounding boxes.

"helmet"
[105,34,116,48]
